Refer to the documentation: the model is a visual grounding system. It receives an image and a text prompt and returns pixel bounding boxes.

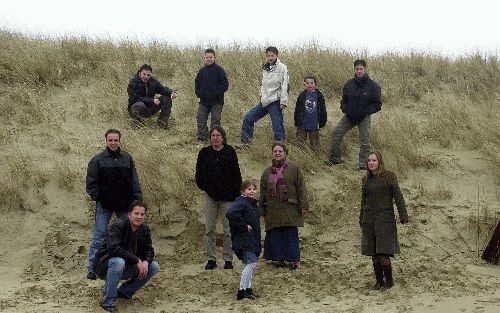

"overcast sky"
[1,0,498,56]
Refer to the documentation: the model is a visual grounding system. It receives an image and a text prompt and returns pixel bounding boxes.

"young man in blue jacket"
[327,60,382,169]
[195,48,229,142]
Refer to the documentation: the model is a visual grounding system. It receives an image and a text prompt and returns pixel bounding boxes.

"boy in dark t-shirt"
[293,76,327,152]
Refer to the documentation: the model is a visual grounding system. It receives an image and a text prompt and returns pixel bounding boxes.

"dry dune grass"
[0,30,499,312]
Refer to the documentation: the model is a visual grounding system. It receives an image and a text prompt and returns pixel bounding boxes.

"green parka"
[259,161,309,231]
[360,170,408,255]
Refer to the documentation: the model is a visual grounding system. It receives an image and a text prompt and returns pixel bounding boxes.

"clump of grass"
[430,181,453,201]
[55,160,84,191]
[0,153,50,210]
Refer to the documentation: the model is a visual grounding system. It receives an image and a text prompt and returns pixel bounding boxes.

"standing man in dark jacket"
[128,64,178,129]
[327,59,382,169]
[86,129,143,280]
[195,48,229,142]
[195,125,242,270]
[93,200,159,312]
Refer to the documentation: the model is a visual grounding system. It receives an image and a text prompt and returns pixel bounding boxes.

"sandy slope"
[0,81,499,313]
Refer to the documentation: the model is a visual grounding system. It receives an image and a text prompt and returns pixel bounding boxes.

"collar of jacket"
[133,74,153,86]
[118,216,144,233]
[104,147,122,157]
[204,62,217,68]
[263,59,281,71]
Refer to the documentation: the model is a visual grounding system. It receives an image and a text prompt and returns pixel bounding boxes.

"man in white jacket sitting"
[241,46,289,144]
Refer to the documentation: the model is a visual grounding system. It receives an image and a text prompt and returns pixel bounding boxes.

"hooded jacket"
[260,59,289,106]
[340,76,382,124]
[294,88,327,128]
[226,195,262,259]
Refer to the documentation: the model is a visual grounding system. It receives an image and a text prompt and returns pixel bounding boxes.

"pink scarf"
[268,160,288,202]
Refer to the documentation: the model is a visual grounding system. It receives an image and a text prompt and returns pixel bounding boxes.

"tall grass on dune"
[0,30,498,216]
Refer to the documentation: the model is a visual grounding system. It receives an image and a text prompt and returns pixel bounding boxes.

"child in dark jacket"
[226,180,261,300]
[194,48,229,142]
[293,76,327,152]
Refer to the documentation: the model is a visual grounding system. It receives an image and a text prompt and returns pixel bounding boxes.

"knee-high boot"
[372,262,385,290]
[382,264,394,289]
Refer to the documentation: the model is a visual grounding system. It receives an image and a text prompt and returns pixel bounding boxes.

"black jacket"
[127,74,173,108]
[93,217,155,278]
[195,63,229,105]
[340,76,382,124]
[226,196,261,259]
[86,147,143,211]
[195,144,242,202]
[294,89,327,128]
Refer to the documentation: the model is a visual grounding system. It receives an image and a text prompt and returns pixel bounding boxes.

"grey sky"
[1,0,498,56]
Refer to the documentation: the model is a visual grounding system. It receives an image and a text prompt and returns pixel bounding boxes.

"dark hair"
[128,200,148,213]
[265,46,279,55]
[354,59,367,68]
[240,179,258,194]
[271,141,288,155]
[304,75,317,83]
[105,129,121,140]
[205,48,216,56]
[138,64,153,74]
[209,125,227,145]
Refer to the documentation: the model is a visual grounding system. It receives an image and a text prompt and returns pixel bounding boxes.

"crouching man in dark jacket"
[128,64,177,129]
[93,200,159,312]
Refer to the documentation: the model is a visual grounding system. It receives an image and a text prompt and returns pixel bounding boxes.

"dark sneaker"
[325,160,344,166]
[87,272,97,280]
[223,261,233,269]
[204,260,217,270]
[101,305,116,312]
[373,281,385,290]
[246,288,259,298]
[237,289,256,300]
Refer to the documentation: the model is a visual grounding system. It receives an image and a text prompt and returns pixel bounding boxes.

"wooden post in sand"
[481,220,500,264]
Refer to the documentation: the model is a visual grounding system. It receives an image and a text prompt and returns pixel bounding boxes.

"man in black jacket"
[127,64,177,129]
[195,48,229,142]
[195,125,242,270]
[327,60,382,169]
[86,129,143,280]
[93,200,159,312]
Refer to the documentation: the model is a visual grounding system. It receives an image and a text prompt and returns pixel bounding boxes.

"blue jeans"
[241,101,286,143]
[103,257,160,307]
[87,203,128,273]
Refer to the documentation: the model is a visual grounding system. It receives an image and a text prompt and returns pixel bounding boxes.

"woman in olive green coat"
[360,151,408,290]
[260,142,309,270]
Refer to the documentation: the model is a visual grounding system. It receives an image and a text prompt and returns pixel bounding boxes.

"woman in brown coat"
[360,151,408,290]
[260,142,309,270]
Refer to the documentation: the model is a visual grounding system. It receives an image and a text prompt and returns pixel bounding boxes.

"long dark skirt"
[263,226,300,261]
